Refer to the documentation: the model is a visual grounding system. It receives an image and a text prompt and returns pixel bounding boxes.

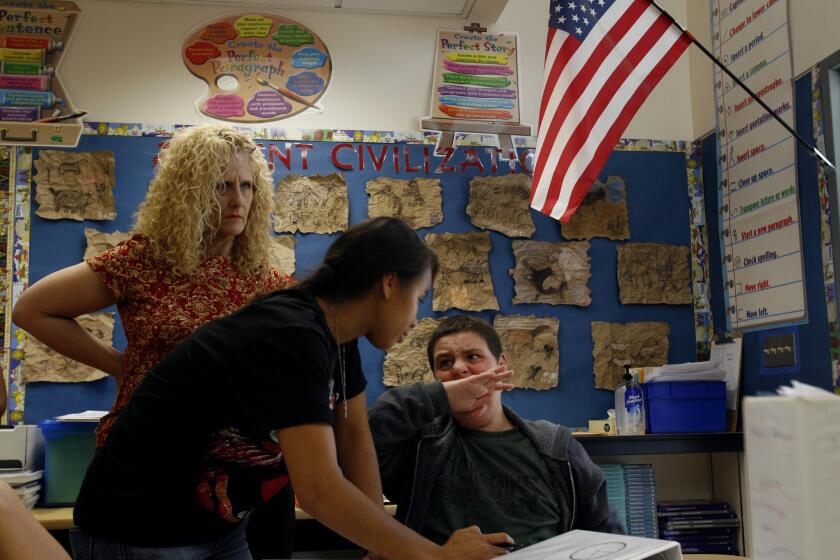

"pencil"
[35,111,86,123]
[255,77,321,110]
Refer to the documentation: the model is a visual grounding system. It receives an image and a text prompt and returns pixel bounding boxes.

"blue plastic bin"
[37,420,97,506]
[643,381,727,434]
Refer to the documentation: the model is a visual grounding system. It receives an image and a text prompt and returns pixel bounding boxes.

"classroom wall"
[686,0,715,140]
[688,0,840,138]
[16,0,840,425]
[59,0,695,140]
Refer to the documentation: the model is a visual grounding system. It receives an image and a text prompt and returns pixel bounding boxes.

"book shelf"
[587,432,749,557]
[575,432,743,456]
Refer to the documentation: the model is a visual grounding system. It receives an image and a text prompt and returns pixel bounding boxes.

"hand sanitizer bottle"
[615,365,646,435]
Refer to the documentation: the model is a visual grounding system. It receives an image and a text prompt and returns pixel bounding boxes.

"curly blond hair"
[133,124,274,276]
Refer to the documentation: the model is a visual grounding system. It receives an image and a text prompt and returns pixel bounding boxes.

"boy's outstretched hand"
[443,366,514,412]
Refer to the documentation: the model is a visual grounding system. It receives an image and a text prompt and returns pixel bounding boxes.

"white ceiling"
[340,0,478,17]
[124,0,510,21]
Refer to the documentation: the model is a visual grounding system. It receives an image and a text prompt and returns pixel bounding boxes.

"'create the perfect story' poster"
[430,30,521,124]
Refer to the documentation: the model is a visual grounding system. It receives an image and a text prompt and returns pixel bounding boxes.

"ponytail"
[299,217,438,301]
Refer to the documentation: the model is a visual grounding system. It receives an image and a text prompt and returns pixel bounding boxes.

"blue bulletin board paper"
[22,136,696,428]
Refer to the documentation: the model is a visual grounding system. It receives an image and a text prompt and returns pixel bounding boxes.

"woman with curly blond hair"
[14,124,297,558]
[13,124,294,447]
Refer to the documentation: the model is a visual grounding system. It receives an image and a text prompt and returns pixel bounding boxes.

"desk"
[33,507,74,530]
[34,507,750,558]
[33,504,398,531]
[684,556,748,559]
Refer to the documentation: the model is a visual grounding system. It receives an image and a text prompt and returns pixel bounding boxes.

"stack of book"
[0,469,43,509]
[599,463,658,538]
[657,502,739,554]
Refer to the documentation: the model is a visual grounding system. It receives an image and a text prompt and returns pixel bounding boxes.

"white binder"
[745,392,840,560]
[506,529,681,559]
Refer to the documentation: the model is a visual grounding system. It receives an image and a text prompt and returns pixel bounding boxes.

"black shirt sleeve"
[233,324,339,437]
[231,326,368,437]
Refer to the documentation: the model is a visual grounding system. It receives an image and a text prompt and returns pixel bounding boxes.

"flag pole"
[649,0,836,174]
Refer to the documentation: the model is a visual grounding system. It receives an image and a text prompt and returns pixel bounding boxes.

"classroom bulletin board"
[6,133,701,428]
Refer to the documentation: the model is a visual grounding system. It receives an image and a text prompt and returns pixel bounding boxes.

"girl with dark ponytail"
[70,217,513,560]
[300,215,438,300]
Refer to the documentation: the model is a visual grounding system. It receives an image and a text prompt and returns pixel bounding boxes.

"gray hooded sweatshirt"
[369,381,624,537]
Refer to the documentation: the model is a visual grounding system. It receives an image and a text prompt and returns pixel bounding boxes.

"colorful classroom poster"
[430,30,520,123]
[711,0,805,330]
[182,13,331,123]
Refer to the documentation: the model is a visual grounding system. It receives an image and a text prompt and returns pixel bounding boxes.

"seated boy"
[369,315,623,549]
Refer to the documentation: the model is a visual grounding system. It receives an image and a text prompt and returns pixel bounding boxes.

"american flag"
[530,0,691,222]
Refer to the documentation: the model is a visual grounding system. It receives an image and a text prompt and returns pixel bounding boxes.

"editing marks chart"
[712,0,806,330]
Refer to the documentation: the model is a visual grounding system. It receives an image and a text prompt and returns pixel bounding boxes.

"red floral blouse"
[87,234,294,447]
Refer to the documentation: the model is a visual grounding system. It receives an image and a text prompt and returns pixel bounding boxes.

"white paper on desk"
[776,380,837,398]
[54,410,108,422]
[506,530,681,560]
[657,360,717,374]
[645,368,726,383]
[710,338,742,410]
[0,469,42,485]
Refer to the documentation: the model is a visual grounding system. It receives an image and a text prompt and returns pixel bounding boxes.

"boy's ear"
[498,353,509,368]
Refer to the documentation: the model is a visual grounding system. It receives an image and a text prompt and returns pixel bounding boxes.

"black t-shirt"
[73,288,367,546]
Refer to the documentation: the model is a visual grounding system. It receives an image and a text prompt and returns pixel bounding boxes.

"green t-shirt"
[423,426,562,547]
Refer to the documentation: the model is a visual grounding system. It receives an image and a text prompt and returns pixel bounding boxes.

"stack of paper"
[744,382,840,560]
[645,360,726,383]
[0,469,43,509]
[54,410,108,422]
[710,338,742,411]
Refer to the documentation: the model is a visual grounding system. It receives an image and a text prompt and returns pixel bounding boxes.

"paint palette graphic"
[182,13,332,122]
